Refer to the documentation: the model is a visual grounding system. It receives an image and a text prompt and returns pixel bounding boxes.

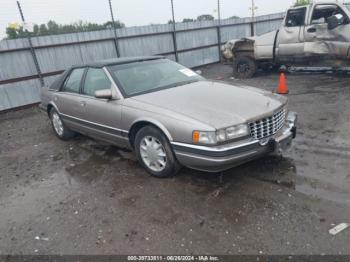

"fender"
[130,117,174,142]
[47,101,60,115]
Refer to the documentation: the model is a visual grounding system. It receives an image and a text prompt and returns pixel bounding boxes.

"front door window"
[82,68,112,97]
[285,7,307,27]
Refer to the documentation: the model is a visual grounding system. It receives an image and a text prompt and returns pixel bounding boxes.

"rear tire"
[134,126,181,178]
[233,56,257,79]
[49,108,76,140]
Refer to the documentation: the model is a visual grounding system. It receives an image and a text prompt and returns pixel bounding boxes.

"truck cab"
[278,2,350,61]
[223,1,350,78]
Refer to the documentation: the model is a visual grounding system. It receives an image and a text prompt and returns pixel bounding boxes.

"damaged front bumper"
[172,112,297,173]
[271,111,297,156]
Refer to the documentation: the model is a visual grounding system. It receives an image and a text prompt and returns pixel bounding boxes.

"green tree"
[197,14,215,21]
[33,24,39,35]
[5,19,125,39]
[47,20,59,34]
[182,18,195,23]
[104,21,124,29]
[39,24,48,35]
[6,27,18,39]
[294,0,311,6]
[16,27,27,38]
[59,25,72,34]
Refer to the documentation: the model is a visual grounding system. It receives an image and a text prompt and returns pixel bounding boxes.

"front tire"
[134,126,181,178]
[233,56,257,79]
[49,109,76,140]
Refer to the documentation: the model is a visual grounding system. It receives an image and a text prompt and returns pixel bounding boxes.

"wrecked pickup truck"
[222,2,350,78]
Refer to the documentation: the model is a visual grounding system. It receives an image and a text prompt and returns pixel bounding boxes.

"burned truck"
[222,1,350,78]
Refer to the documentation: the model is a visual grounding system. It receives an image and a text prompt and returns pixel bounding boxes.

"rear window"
[311,5,349,25]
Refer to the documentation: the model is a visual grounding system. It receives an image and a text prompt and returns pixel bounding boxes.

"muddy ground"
[0,64,350,255]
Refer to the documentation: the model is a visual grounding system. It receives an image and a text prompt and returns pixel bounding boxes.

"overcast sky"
[0,0,296,38]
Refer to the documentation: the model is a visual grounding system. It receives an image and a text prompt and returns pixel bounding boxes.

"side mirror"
[327,15,340,30]
[95,89,113,99]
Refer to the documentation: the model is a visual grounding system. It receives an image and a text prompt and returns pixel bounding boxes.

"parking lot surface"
[1,64,350,255]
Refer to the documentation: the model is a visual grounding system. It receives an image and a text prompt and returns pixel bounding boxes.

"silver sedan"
[40,56,297,178]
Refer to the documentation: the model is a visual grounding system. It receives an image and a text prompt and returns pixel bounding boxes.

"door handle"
[307,27,316,33]
[80,101,87,107]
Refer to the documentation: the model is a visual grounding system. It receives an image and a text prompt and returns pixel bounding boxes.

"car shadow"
[176,155,298,192]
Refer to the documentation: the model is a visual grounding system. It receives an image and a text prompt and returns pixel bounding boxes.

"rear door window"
[82,68,112,97]
[311,5,348,25]
[62,68,85,93]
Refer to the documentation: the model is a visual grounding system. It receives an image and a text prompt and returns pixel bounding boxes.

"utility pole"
[250,0,258,36]
[217,0,222,62]
[250,0,258,19]
[217,0,221,22]
[171,0,179,62]
[17,1,44,87]
[108,0,120,57]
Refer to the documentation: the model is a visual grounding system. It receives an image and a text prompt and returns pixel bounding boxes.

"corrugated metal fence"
[0,12,284,111]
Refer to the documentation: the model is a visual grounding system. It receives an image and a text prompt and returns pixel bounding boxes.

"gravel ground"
[0,63,350,255]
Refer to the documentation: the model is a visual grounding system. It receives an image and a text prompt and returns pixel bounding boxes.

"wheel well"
[233,40,255,59]
[128,121,163,149]
[47,104,53,116]
[235,50,255,59]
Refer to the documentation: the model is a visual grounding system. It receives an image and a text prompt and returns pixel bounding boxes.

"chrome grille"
[249,108,286,140]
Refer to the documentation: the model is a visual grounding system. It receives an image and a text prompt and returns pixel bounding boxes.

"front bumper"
[172,112,297,172]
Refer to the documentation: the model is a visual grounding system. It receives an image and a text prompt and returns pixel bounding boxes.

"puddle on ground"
[178,154,350,205]
[60,138,138,184]
[46,137,350,206]
[232,156,350,205]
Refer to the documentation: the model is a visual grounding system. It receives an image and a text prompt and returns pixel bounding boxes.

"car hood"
[130,81,287,129]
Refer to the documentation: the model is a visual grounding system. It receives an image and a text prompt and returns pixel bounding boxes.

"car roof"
[72,56,165,69]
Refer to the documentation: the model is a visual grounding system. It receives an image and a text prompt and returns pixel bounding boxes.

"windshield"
[107,59,204,97]
[346,4,350,11]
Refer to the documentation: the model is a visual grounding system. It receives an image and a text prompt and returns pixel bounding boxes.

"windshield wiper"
[168,79,199,88]
[128,79,201,97]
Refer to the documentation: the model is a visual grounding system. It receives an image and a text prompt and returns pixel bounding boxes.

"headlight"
[225,124,249,140]
[193,124,249,145]
[192,131,217,145]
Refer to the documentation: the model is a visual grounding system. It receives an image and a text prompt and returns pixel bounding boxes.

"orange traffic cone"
[277,72,289,94]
